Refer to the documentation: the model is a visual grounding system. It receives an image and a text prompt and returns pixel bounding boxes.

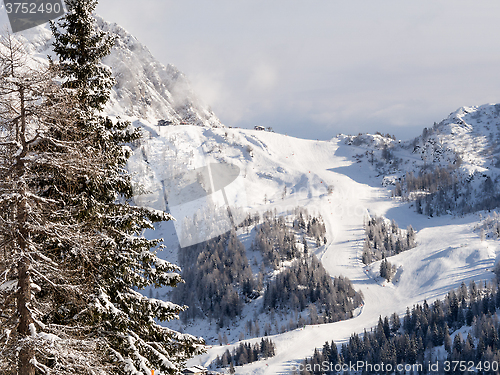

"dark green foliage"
[173,208,358,333]
[263,256,362,323]
[0,33,112,373]
[213,338,276,368]
[298,281,500,375]
[172,231,251,326]
[50,0,114,113]
[48,1,204,373]
[301,341,340,375]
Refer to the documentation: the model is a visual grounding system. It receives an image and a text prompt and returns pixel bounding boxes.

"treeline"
[173,208,340,329]
[414,174,500,217]
[263,256,362,323]
[251,208,326,268]
[393,166,458,198]
[299,280,500,374]
[251,212,300,267]
[362,216,416,264]
[172,230,255,327]
[213,338,276,369]
[394,166,500,217]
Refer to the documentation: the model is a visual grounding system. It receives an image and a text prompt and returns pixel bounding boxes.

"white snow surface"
[5,9,500,374]
[411,103,500,171]
[132,122,500,374]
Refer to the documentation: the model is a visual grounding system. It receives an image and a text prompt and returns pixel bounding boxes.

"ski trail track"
[181,130,499,374]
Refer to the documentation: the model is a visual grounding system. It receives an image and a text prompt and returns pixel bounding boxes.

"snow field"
[153,126,499,374]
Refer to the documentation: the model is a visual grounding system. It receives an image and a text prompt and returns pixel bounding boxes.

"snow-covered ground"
[128,122,499,374]
[8,10,500,373]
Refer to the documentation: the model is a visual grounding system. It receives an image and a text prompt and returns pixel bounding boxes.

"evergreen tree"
[50,0,114,113]
[302,235,308,255]
[48,1,204,373]
[0,33,109,375]
[390,312,401,333]
[380,258,393,281]
[214,339,276,369]
[452,333,463,355]
[298,281,500,374]
[443,325,452,353]
[383,316,391,338]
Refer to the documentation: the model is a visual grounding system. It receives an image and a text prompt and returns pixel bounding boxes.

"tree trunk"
[18,257,34,375]
[16,86,35,375]
[17,198,34,375]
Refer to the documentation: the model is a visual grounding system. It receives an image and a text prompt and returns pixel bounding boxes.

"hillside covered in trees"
[343,105,500,219]
[362,215,416,264]
[171,208,361,335]
[263,257,361,323]
[299,280,500,374]
[393,167,500,217]
[213,338,276,370]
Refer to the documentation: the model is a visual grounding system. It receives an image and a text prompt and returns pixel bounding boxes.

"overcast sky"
[30,2,500,139]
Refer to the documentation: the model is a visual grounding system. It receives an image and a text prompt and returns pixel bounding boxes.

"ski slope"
[7,8,499,374]
[151,126,499,374]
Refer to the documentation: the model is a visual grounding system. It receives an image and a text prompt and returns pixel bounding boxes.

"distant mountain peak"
[438,104,500,135]
[96,16,222,127]
[406,103,500,167]
[7,13,222,128]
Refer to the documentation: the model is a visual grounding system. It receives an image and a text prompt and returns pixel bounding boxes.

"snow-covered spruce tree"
[0,33,111,375]
[50,0,114,113]
[48,1,205,373]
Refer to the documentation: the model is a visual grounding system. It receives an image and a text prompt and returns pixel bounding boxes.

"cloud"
[95,0,500,141]
[247,62,277,93]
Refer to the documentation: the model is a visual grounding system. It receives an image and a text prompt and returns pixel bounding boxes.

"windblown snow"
[132,113,500,374]
[3,8,221,129]
[7,8,500,374]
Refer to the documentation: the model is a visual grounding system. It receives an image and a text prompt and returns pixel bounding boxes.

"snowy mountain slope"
[3,10,221,128]
[7,6,500,373]
[412,104,500,170]
[128,121,500,374]
[340,103,500,179]
[337,104,500,220]
[97,18,222,127]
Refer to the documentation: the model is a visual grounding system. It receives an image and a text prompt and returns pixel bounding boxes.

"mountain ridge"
[411,103,500,170]
[3,8,222,129]
[4,9,500,374]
